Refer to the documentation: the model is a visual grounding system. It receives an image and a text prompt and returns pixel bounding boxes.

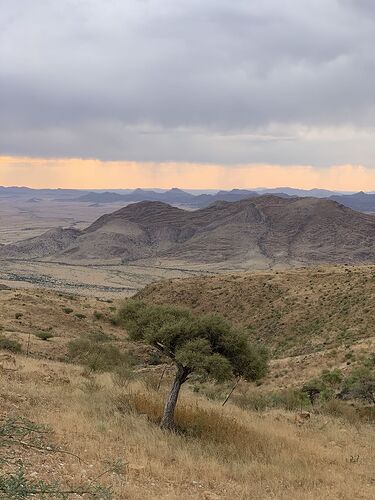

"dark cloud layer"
[1,0,375,165]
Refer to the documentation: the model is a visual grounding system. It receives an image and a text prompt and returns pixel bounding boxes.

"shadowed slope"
[1,196,375,267]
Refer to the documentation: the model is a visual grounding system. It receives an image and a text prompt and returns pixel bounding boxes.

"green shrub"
[93,311,104,320]
[89,331,112,342]
[341,366,375,404]
[321,368,343,387]
[75,313,86,320]
[15,313,23,320]
[302,362,375,420]
[0,337,22,353]
[67,337,134,373]
[147,351,162,365]
[63,307,73,314]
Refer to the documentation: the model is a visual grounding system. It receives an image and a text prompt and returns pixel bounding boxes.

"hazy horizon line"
[2,156,375,191]
[0,184,359,194]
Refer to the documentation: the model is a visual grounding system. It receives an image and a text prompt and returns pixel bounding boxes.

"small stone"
[203,492,221,500]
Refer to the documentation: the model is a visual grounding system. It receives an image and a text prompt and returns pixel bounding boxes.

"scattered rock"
[294,411,311,425]
[203,492,221,500]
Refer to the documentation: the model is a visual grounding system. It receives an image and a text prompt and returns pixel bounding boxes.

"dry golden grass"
[1,353,374,499]
[0,288,124,360]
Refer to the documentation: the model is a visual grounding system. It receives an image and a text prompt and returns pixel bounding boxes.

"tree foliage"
[119,300,268,384]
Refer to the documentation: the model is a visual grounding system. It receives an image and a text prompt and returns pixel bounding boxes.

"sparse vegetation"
[74,312,86,320]
[138,266,375,356]
[67,336,134,373]
[35,331,54,341]
[300,358,375,420]
[0,336,22,353]
[0,416,113,499]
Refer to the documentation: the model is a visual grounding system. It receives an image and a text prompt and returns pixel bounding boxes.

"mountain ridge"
[1,195,375,268]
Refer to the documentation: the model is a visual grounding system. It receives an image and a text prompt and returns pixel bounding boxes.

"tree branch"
[222,377,241,406]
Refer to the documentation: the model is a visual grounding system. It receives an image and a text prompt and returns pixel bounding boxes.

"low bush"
[0,337,22,353]
[89,331,112,342]
[301,360,375,422]
[75,313,86,320]
[93,311,104,320]
[67,337,134,373]
[341,366,375,404]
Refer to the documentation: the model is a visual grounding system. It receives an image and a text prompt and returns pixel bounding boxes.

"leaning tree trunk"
[160,364,189,431]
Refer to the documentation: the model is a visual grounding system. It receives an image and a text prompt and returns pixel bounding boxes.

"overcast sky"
[1,0,375,187]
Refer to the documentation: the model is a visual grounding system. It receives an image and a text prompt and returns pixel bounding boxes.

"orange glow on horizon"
[0,156,375,191]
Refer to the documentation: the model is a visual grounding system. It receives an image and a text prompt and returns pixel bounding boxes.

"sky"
[1,0,375,189]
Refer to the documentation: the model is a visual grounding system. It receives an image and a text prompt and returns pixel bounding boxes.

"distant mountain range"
[2,195,375,268]
[0,186,88,197]
[71,187,261,207]
[2,185,375,213]
[72,187,375,212]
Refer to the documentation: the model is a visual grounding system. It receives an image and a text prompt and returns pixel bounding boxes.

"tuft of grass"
[35,331,54,341]
[0,336,22,353]
[93,311,104,320]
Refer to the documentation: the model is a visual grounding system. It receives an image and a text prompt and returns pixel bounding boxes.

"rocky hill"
[1,195,375,267]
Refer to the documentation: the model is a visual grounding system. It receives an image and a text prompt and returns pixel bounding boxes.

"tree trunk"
[160,364,189,431]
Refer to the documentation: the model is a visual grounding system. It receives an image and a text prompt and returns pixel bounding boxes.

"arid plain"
[0,197,208,297]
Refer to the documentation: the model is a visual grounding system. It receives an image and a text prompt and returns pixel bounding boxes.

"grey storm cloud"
[1,0,375,165]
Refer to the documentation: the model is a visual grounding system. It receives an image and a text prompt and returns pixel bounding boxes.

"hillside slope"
[138,265,375,356]
[0,286,374,499]
[1,196,375,267]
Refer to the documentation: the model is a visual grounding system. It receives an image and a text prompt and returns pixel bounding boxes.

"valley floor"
[0,258,214,298]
